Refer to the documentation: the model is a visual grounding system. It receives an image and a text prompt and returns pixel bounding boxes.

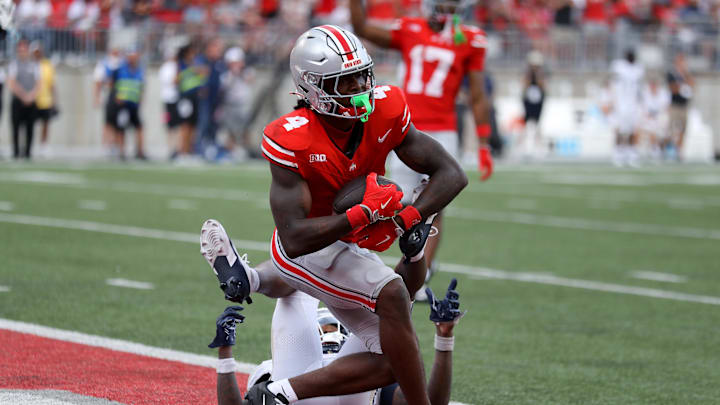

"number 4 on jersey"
[283,116,309,131]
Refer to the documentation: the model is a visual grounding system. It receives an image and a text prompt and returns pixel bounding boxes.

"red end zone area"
[0,329,249,404]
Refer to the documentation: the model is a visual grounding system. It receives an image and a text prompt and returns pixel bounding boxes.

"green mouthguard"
[351,94,373,123]
[453,15,467,45]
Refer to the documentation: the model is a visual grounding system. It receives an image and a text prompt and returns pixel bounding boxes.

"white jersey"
[610,59,644,112]
[158,60,179,103]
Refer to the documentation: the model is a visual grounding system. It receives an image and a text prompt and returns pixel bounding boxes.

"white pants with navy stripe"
[270,230,400,354]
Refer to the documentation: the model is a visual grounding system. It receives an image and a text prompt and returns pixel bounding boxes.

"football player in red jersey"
[351,0,493,290]
[200,25,467,405]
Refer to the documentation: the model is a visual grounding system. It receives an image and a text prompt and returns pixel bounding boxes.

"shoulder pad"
[263,109,314,151]
[371,85,407,120]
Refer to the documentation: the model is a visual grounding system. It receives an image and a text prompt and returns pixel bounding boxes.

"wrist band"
[397,206,422,231]
[346,205,370,229]
[434,335,455,352]
[408,250,424,263]
[476,123,491,139]
[217,358,237,374]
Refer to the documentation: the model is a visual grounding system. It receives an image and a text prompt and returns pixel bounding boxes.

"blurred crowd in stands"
[8,0,720,37]
[1,0,718,162]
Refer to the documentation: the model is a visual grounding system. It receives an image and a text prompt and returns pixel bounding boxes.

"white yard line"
[505,198,538,211]
[630,271,688,284]
[77,200,107,211]
[106,278,155,290]
[168,199,197,210]
[0,201,15,211]
[1,213,719,307]
[0,286,10,292]
[445,207,720,241]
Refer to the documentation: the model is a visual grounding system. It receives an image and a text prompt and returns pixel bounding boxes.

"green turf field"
[1,162,719,404]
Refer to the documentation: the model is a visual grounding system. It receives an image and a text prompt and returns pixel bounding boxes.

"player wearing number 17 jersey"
[351,0,492,294]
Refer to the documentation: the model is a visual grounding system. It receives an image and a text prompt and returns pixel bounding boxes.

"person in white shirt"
[159,47,181,160]
[219,47,254,160]
[640,75,671,161]
[609,49,644,167]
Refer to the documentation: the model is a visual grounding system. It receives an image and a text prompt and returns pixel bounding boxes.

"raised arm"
[393,125,468,225]
[468,70,493,181]
[349,0,394,48]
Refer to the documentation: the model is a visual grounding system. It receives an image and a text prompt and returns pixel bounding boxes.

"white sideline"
[0,318,472,405]
[0,318,257,374]
[1,213,720,307]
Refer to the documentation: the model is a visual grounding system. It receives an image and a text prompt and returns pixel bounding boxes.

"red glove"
[346,172,403,228]
[355,219,403,252]
[478,146,493,181]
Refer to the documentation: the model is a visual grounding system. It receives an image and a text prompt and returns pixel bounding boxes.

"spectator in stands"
[109,46,146,160]
[16,0,51,46]
[67,0,100,30]
[8,39,39,160]
[159,47,181,160]
[582,0,610,65]
[667,52,694,157]
[94,47,123,156]
[197,37,226,160]
[219,46,254,160]
[176,42,207,157]
[32,42,57,159]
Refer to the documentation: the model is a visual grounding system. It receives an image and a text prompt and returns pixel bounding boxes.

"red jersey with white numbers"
[262,85,412,218]
[390,17,487,132]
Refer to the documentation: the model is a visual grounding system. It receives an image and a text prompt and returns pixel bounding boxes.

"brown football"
[332,175,402,214]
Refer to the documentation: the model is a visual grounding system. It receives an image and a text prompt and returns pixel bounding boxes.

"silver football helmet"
[290,25,376,121]
[422,0,474,22]
[317,307,348,354]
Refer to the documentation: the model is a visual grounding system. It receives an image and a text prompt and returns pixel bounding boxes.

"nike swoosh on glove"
[355,219,403,252]
[360,172,404,223]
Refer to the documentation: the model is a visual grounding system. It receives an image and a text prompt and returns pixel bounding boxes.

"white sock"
[267,379,298,403]
[247,266,260,293]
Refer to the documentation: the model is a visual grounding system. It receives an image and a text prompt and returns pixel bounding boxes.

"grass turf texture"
[1,162,719,404]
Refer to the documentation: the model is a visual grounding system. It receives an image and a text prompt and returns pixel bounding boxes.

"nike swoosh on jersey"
[376,234,391,246]
[378,128,392,143]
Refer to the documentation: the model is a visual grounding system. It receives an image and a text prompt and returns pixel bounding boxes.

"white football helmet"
[290,25,376,121]
[317,307,348,354]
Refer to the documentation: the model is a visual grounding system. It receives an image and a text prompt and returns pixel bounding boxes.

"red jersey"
[390,17,487,132]
[262,85,412,219]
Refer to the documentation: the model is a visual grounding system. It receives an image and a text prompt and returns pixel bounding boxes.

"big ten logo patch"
[309,154,327,163]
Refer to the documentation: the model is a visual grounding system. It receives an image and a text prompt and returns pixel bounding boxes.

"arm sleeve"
[467,32,487,72]
[261,133,300,173]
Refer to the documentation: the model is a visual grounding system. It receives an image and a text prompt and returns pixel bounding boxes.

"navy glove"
[426,278,462,323]
[399,213,436,263]
[208,305,245,348]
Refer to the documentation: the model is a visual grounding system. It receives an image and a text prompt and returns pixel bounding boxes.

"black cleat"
[245,381,289,405]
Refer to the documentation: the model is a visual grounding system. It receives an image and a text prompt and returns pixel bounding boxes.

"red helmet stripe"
[321,25,355,61]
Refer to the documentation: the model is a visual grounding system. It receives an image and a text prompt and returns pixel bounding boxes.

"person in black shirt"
[667,53,694,157]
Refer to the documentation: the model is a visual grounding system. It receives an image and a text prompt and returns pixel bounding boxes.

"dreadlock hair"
[294,99,311,110]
